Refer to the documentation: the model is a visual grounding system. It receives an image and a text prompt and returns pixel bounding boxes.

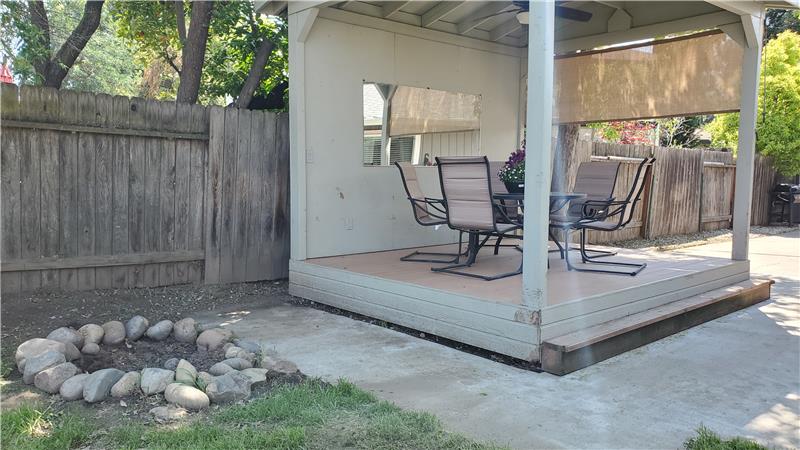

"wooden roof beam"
[382,1,410,18]
[456,2,515,34]
[490,17,522,41]
[421,1,466,27]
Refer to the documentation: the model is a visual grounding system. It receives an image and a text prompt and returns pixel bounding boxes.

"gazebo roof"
[259,1,799,53]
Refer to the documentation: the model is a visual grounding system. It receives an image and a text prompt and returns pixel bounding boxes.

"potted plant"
[498,141,525,193]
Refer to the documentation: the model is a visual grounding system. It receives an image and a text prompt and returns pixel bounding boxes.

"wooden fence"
[569,141,778,243]
[1,84,289,294]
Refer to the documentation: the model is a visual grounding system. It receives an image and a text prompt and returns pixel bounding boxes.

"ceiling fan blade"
[555,5,593,22]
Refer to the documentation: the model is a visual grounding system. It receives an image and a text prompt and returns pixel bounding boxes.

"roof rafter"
[456,2,515,34]
[382,1,410,18]
[489,17,522,42]
[421,1,465,27]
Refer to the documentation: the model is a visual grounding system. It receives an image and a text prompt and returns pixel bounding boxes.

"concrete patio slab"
[195,230,799,449]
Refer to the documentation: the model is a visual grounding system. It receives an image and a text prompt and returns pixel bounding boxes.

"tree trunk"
[235,38,276,109]
[551,123,581,192]
[176,0,213,104]
[28,0,104,88]
[174,0,187,46]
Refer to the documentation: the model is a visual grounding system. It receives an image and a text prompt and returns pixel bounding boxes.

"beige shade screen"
[553,32,744,124]
[389,85,481,137]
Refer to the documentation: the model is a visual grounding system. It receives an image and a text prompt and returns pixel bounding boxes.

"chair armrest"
[580,199,626,221]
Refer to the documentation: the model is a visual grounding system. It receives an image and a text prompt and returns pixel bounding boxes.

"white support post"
[288,8,319,262]
[521,1,555,310]
[731,14,763,261]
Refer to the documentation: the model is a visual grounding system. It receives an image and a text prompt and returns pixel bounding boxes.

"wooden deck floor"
[308,242,738,307]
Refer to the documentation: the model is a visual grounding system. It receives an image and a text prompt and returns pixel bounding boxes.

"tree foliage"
[706,30,800,176]
[1,0,139,94]
[765,9,800,43]
[111,0,287,106]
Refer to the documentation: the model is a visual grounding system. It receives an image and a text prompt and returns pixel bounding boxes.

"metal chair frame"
[395,162,466,264]
[431,156,524,281]
[553,157,655,276]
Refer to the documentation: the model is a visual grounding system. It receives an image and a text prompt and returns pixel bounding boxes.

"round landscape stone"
[111,371,141,398]
[101,321,126,345]
[78,324,104,344]
[163,358,180,370]
[145,320,174,341]
[34,362,79,393]
[125,316,149,341]
[140,368,175,395]
[172,318,198,343]
[60,373,90,401]
[175,359,197,385]
[206,372,251,404]
[220,357,252,370]
[260,356,299,374]
[197,371,215,389]
[196,328,234,351]
[23,350,66,384]
[47,327,84,349]
[62,342,81,361]
[83,368,125,403]
[208,362,235,376]
[15,338,67,371]
[239,368,268,386]
[165,383,210,410]
[233,339,262,355]
[81,342,100,355]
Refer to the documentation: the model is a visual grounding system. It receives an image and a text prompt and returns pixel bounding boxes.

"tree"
[656,116,710,148]
[765,9,800,43]
[2,0,140,95]
[175,0,213,104]
[112,1,287,107]
[706,31,800,176]
[2,0,105,88]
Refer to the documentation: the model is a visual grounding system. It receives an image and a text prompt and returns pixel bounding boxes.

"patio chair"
[395,162,464,264]
[549,160,622,259]
[489,160,523,255]
[551,157,655,276]
[431,156,523,281]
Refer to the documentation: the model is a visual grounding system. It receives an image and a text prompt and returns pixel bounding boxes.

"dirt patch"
[1,281,292,376]
[76,339,226,374]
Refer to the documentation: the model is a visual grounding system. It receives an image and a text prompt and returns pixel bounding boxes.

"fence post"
[698,149,705,231]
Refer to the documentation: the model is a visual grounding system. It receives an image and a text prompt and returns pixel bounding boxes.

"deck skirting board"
[290,262,539,361]
[541,260,749,325]
[291,271,537,342]
[540,269,751,340]
[292,260,535,322]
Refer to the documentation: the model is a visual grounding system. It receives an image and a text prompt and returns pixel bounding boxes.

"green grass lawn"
[684,427,767,450]
[1,379,505,450]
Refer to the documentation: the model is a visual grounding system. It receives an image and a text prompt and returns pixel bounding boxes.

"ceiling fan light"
[516,11,529,25]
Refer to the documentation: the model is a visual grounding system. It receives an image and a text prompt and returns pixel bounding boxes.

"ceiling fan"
[474,1,593,25]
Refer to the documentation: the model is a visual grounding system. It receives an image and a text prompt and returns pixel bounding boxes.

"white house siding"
[303,17,522,258]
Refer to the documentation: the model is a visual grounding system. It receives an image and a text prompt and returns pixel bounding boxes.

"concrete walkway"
[196,231,799,449]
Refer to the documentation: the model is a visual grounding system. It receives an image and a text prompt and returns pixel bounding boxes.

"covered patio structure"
[258,0,795,374]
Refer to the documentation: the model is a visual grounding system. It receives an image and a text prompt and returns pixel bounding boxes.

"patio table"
[493,192,588,265]
[492,192,587,214]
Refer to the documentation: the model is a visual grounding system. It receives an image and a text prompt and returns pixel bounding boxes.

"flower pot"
[504,181,524,194]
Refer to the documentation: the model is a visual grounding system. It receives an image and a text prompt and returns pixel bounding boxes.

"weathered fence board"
[1,85,234,294]
[204,107,290,284]
[563,140,778,244]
